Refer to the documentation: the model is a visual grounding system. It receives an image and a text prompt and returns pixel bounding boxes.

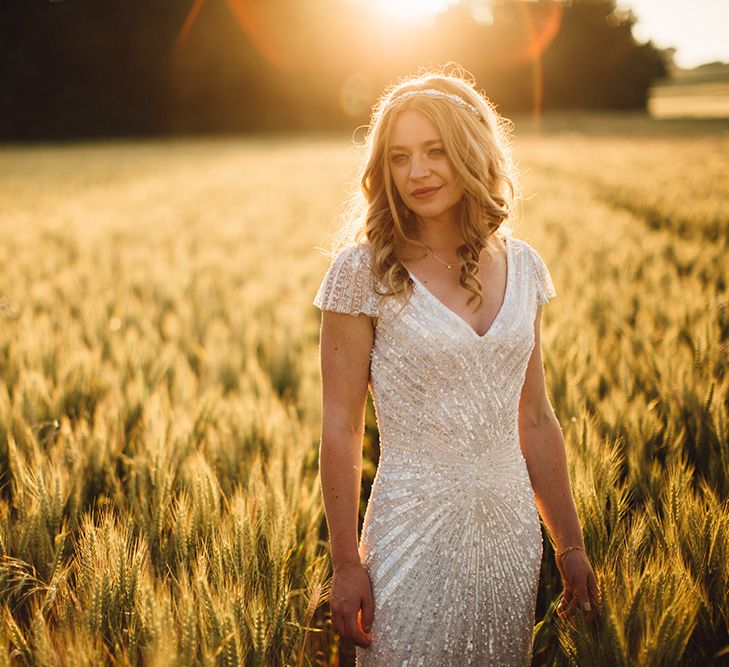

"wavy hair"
[332,65,520,310]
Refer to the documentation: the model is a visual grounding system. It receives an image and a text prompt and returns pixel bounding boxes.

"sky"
[616,0,729,68]
[363,1,729,69]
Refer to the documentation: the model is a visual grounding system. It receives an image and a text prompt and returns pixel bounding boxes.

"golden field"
[0,113,727,666]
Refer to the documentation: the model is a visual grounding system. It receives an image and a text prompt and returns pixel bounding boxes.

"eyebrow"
[388,139,442,151]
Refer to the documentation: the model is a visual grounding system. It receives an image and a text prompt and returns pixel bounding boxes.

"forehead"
[388,108,442,148]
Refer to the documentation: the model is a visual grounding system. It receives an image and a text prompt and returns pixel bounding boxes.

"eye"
[429,147,445,157]
[390,153,408,164]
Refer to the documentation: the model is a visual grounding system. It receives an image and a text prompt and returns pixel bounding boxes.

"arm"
[318,309,376,646]
[518,305,600,620]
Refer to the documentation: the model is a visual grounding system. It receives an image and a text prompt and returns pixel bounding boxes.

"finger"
[556,588,572,609]
[341,612,356,645]
[556,591,575,619]
[576,585,592,615]
[331,611,345,639]
[588,575,601,604]
[563,592,578,611]
[588,579,601,620]
[557,588,574,609]
[360,592,375,635]
[585,585,597,609]
[344,611,371,648]
[559,599,578,625]
[563,598,578,619]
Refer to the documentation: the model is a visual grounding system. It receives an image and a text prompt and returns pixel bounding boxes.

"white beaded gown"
[313,233,557,667]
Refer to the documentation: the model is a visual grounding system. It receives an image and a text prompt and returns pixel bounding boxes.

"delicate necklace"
[425,244,462,270]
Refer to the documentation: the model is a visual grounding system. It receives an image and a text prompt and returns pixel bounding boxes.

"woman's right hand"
[330,561,374,648]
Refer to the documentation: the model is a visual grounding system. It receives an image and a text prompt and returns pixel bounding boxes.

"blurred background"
[1,0,728,141]
[1,3,728,666]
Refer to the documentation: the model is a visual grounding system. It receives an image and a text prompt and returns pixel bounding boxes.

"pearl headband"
[386,88,482,121]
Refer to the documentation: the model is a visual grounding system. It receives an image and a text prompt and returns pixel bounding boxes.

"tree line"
[0,0,671,140]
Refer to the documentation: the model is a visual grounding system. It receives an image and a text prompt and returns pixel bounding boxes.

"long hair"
[333,65,520,310]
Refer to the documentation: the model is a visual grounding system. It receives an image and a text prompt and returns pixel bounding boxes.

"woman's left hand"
[555,549,600,623]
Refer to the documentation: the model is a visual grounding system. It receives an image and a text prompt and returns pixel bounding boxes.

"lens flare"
[371,0,456,25]
[174,0,290,69]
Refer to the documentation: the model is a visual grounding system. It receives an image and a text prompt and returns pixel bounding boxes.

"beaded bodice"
[313,233,556,666]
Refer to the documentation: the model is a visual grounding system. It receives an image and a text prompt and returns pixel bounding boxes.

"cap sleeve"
[313,244,380,317]
[528,245,556,306]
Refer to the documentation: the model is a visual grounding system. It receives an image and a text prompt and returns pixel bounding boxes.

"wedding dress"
[313,233,557,666]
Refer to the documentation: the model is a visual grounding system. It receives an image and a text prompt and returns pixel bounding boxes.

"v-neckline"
[403,235,513,340]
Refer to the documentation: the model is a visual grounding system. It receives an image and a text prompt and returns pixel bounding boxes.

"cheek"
[444,163,458,183]
[446,171,465,196]
[391,171,409,197]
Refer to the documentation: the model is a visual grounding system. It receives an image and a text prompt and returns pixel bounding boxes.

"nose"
[409,152,430,180]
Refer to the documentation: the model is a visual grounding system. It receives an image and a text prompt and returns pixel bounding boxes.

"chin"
[410,204,451,219]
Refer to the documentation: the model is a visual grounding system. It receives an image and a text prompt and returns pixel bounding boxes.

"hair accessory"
[387,88,482,120]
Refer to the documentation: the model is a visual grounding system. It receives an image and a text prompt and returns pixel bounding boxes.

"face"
[387,108,465,226]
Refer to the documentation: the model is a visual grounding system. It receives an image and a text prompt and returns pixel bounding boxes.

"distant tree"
[0,0,674,140]
[540,0,670,109]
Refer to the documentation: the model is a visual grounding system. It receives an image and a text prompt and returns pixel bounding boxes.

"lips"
[411,186,441,198]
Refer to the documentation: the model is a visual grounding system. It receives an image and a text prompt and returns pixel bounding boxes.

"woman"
[312,68,600,666]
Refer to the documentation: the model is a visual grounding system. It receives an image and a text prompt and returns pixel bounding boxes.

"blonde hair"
[333,65,520,310]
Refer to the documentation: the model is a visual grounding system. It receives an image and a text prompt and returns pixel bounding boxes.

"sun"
[369,0,458,25]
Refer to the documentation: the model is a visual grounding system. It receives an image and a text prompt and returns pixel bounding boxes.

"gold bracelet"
[555,545,585,557]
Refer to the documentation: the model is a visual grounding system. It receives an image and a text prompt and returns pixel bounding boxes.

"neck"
[412,214,464,253]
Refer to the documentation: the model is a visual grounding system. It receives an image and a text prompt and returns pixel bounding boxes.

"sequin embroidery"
[313,235,557,666]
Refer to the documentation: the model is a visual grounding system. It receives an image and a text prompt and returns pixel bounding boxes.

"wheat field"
[0,114,727,666]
